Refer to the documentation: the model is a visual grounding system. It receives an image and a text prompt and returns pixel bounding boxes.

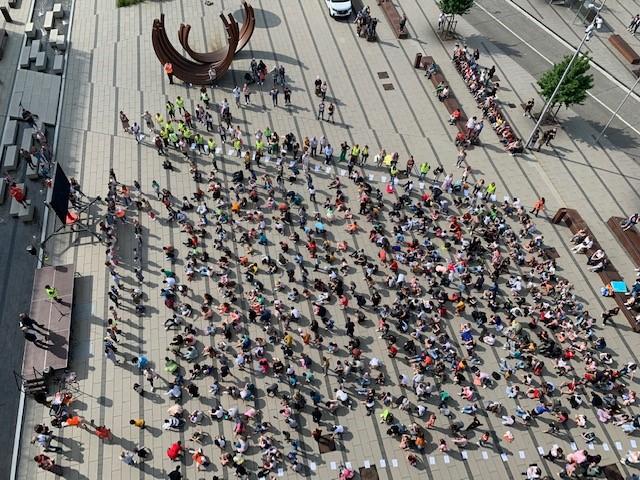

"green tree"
[437,0,475,33]
[537,54,594,119]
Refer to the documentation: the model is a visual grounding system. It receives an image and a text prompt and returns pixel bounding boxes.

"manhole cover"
[382,83,394,90]
[377,71,389,79]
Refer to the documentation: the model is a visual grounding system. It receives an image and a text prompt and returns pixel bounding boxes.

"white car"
[326,0,352,17]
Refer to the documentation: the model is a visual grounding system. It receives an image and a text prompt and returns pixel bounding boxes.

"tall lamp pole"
[593,74,640,144]
[526,12,604,149]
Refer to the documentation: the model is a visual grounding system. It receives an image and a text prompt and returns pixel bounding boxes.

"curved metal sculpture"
[178,1,255,65]
[151,2,255,85]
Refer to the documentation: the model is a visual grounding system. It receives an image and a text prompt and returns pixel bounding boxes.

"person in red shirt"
[166,441,183,461]
[9,183,27,207]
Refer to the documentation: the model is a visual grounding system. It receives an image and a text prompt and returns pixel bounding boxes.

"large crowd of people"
[23,48,640,480]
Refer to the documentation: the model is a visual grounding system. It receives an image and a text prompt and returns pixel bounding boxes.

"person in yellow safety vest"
[350,144,360,163]
[255,139,265,154]
[195,134,205,153]
[233,138,242,157]
[419,162,430,180]
[182,128,193,142]
[175,96,185,114]
[360,145,369,166]
[200,89,210,108]
[389,164,399,179]
[159,127,169,146]
[176,120,185,133]
[485,182,497,198]
[155,113,165,129]
[168,131,179,146]
[165,121,174,134]
[207,138,217,155]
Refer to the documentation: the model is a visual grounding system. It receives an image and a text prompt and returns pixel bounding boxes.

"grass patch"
[117,0,144,7]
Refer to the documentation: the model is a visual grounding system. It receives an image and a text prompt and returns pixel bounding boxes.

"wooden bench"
[607,216,640,267]
[609,34,640,65]
[419,55,468,133]
[377,0,408,39]
[553,208,639,331]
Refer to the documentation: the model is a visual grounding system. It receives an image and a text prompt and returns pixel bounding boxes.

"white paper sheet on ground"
[632,440,638,448]
[314,165,320,172]
[537,446,545,455]
[429,456,436,465]
[481,451,489,460]
[419,182,425,190]
[570,442,577,451]
[369,174,374,181]
[490,194,497,202]
[227,149,234,156]
[503,196,510,202]
[616,442,623,450]
[364,460,370,468]
[380,459,386,468]
[461,450,468,460]
[277,469,284,477]
[310,462,316,471]
[330,462,337,470]
[345,462,352,469]
[444,455,450,464]
[588,443,595,450]
[325,167,331,174]
[340,169,347,176]
[265,155,271,163]
[391,459,398,467]
[380,176,387,183]
[519,451,526,459]
[501,453,508,462]
[602,443,609,451]
[215,147,222,154]
[204,145,209,154]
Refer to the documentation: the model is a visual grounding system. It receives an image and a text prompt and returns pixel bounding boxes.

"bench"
[0,178,6,204]
[553,208,639,331]
[377,0,408,39]
[609,34,640,65]
[34,51,46,71]
[29,39,41,61]
[419,55,469,133]
[52,54,64,74]
[24,22,36,39]
[1,119,18,147]
[8,0,18,8]
[608,217,640,267]
[20,45,31,68]
[44,11,54,31]
[26,157,40,180]
[0,28,7,60]
[2,145,19,173]
[52,3,63,18]
[55,35,66,51]
[21,127,33,152]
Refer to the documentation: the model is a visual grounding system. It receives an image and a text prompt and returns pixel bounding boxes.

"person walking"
[232,86,241,107]
[523,99,534,118]
[242,83,251,105]
[163,62,174,84]
[327,103,335,123]
[9,183,28,207]
[530,197,545,217]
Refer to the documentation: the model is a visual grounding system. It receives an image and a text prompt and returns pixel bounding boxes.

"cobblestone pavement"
[13,1,640,479]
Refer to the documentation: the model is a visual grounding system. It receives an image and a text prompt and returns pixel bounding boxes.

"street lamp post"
[525,13,603,149]
[593,74,640,144]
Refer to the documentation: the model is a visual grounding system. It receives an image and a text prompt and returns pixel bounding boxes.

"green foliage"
[437,0,475,15]
[537,54,594,111]
[117,0,144,7]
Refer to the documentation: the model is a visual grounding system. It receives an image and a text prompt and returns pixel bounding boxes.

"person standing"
[284,85,292,104]
[242,84,251,105]
[327,103,335,123]
[9,183,28,207]
[270,87,279,107]
[232,86,241,107]
[523,99,534,118]
[163,62,174,84]
[317,101,325,121]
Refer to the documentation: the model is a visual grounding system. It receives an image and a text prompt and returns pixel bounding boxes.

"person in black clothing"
[168,465,182,480]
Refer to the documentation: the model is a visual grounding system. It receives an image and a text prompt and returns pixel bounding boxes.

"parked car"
[325,0,352,18]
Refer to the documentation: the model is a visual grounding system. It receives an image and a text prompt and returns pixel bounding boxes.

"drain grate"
[382,83,394,90]
[377,71,389,79]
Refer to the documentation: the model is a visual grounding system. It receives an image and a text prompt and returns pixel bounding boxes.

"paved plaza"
[2,0,640,479]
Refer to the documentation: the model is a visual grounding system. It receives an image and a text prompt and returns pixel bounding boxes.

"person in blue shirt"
[131,355,149,370]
